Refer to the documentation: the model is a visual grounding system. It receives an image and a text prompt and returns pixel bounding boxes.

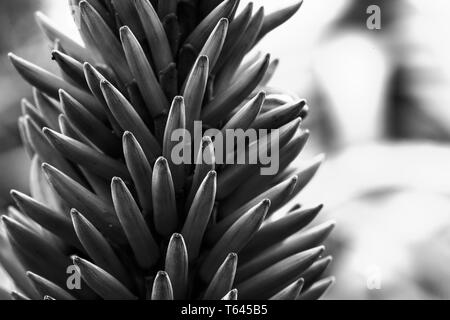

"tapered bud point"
[293,278,306,293]
[315,153,326,163]
[152,271,174,300]
[111,176,121,185]
[185,0,238,50]
[300,256,334,291]
[100,79,130,108]
[120,23,168,116]
[218,18,228,27]
[157,271,169,278]
[173,96,184,104]
[256,91,266,101]
[41,162,51,174]
[119,26,135,50]
[35,11,44,22]
[203,252,238,300]
[208,171,217,179]
[291,154,325,192]
[50,50,60,59]
[122,131,153,217]
[288,175,298,186]
[165,97,186,135]
[58,89,79,114]
[71,254,137,300]
[182,169,217,260]
[3,213,24,233]
[8,52,19,64]
[261,199,271,208]
[315,246,326,255]
[165,233,188,299]
[20,98,31,108]
[199,18,229,68]
[79,2,94,19]
[302,129,311,139]
[156,271,169,279]
[58,88,68,100]
[51,50,73,63]
[279,115,302,135]
[228,252,237,260]
[9,190,19,198]
[71,208,131,286]
[83,62,107,87]
[119,25,131,37]
[1,215,12,226]
[100,79,109,88]
[298,276,335,300]
[11,291,30,301]
[202,136,213,146]
[123,131,133,139]
[112,176,160,269]
[183,55,209,128]
[222,289,238,300]
[270,278,304,300]
[70,209,80,219]
[190,55,210,83]
[152,156,178,236]
[36,10,87,61]
[222,91,266,132]
[170,233,183,242]
[71,255,81,264]
[156,156,168,167]
[101,77,162,162]
[257,1,304,43]
[122,131,137,147]
[202,52,270,123]
[197,55,209,66]
[198,136,214,160]
[237,246,326,299]
[200,199,270,281]
[10,188,79,248]
[8,53,34,76]
[300,104,309,119]
[135,0,173,73]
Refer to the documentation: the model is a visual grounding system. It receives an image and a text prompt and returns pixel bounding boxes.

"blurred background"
[1,0,450,299]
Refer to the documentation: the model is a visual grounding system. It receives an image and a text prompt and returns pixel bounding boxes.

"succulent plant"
[0,0,335,300]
